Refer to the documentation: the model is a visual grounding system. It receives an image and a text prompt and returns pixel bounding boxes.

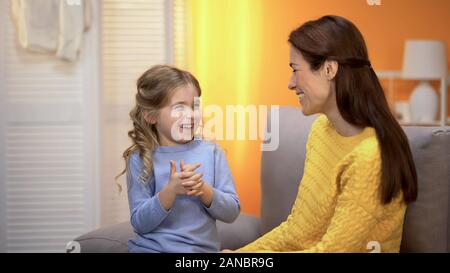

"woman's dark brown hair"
[289,15,417,204]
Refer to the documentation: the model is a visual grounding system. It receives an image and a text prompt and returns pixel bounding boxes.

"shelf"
[399,117,450,127]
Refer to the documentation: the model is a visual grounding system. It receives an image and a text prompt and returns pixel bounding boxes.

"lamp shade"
[402,40,447,80]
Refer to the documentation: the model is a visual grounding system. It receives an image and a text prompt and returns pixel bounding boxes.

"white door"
[0,0,184,252]
[0,0,100,252]
[99,0,174,226]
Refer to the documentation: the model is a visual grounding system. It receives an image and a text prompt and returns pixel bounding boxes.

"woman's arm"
[237,196,305,252]
[294,146,394,253]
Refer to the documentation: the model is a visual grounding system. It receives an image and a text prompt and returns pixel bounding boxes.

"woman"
[233,15,418,253]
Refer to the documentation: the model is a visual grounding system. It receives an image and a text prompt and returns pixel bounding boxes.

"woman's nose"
[288,75,296,90]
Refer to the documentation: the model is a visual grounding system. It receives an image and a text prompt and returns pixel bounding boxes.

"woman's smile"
[296,88,306,104]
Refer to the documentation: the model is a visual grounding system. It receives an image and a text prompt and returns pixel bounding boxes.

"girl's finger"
[182,172,203,181]
[194,191,203,196]
[185,181,204,191]
[192,181,204,190]
[181,163,201,172]
[187,190,197,196]
[169,160,176,175]
[187,190,203,196]
[183,173,203,182]
[191,173,204,181]
[179,171,195,179]
[182,178,203,187]
[180,160,185,171]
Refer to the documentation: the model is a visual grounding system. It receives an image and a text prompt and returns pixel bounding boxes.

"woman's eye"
[292,69,298,73]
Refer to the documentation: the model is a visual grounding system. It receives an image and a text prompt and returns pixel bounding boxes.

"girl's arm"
[201,146,241,223]
[127,154,171,234]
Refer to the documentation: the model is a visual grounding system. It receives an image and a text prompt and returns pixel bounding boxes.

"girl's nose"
[184,108,194,119]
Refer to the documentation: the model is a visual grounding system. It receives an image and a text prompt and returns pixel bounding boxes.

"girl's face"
[154,84,199,146]
[288,46,336,116]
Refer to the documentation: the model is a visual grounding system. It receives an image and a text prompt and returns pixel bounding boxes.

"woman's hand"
[221,249,235,253]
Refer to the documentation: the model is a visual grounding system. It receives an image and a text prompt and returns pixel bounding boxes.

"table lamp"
[402,40,447,123]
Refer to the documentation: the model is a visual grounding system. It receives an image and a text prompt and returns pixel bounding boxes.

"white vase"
[409,81,438,123]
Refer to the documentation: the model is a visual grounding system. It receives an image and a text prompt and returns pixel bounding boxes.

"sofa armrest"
[217,213,262,250]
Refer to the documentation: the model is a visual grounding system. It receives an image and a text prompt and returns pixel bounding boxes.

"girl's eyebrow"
[171,101,190,107]
[289,63,298,68]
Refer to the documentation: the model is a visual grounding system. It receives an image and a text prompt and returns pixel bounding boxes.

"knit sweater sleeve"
[295,141,383,252]
[236,200,306,252]
[236,118,324,253]
[239,138,384,253]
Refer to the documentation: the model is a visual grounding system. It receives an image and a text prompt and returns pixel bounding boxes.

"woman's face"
[288,46,335,116]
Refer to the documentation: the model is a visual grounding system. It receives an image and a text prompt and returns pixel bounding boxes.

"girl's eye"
[292,69,298,73]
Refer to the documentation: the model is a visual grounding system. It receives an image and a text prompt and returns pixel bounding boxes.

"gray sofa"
[73,106,450,252]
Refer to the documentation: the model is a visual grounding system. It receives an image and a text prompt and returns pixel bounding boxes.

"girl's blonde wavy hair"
[116,65,202,192]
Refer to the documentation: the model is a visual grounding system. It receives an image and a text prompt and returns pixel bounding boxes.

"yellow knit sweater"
[239,115,407,253]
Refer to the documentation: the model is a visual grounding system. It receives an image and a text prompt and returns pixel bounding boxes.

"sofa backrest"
[259,107,317,234]
[260,106,450,252]
[400,126,450,252]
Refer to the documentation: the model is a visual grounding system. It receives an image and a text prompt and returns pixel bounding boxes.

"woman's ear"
[144,111,157,125]
[323,60,338,81]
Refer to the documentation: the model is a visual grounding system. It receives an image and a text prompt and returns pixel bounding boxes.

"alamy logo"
[66,241,81,253]
[367,0,382,6]
[66,0,81,6]
[169,98,280,151]
[367,241,381,253]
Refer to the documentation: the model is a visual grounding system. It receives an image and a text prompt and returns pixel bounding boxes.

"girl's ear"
[144,111,157,125]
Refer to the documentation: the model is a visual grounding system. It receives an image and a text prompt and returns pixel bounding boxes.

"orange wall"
[186,0,450,216]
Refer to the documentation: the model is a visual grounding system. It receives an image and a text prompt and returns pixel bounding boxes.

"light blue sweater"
[127,140,240,253]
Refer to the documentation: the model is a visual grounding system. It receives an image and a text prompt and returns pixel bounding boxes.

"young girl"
[117,65,240,253]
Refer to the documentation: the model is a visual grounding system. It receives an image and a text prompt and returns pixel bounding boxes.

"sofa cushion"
[73,217,260,252]
[74,222,133,253]
[217,214,262,250]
